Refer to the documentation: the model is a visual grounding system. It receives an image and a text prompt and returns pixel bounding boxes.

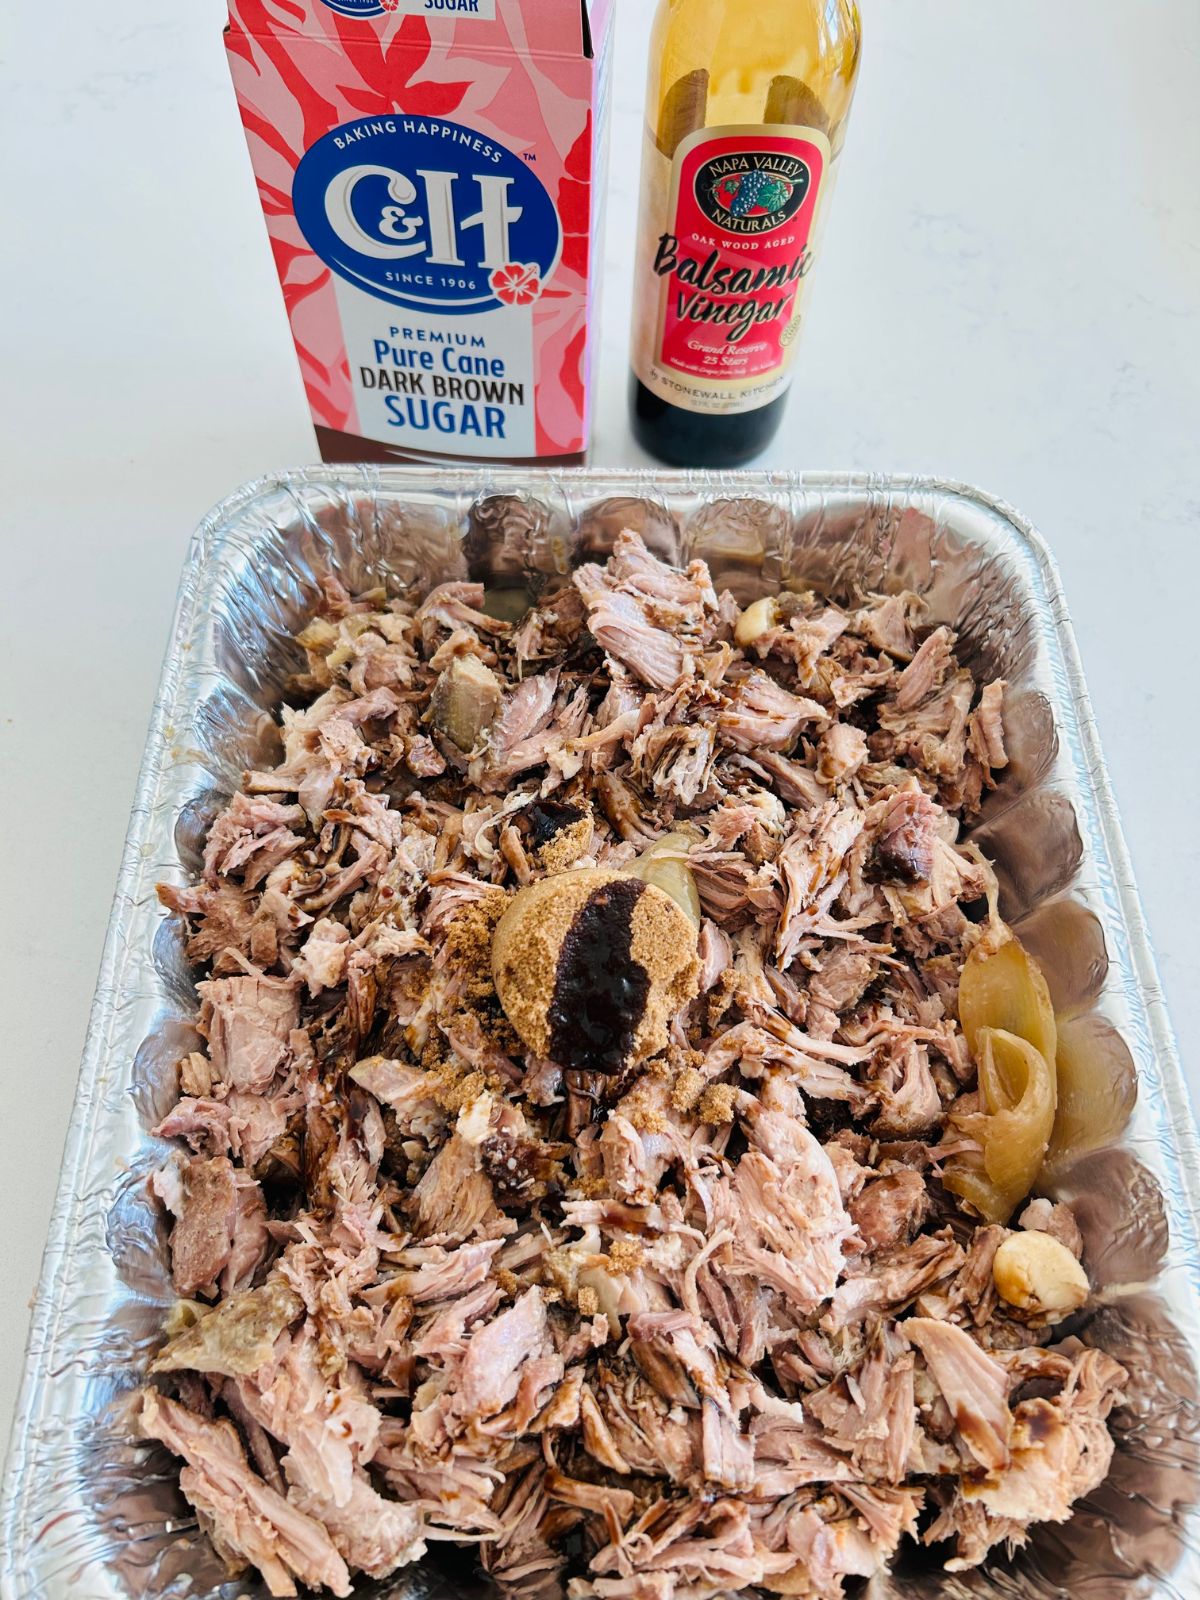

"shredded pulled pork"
[144,538,1123,1600]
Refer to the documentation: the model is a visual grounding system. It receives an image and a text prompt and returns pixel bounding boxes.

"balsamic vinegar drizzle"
[526,800,585,852]
[547,879,650,1074]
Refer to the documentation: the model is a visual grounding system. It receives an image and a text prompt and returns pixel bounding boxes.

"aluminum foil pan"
[4,468,1199,1600]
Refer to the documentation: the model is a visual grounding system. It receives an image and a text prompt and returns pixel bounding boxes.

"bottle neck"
[652,0,860,155]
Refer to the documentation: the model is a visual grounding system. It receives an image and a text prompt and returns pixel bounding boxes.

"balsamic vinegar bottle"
[629,0,862,467]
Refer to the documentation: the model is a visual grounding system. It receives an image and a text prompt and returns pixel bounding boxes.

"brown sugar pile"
[491,868,699,1073]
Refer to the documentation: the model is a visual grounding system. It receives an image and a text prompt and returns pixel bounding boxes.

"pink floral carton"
[225,0,613,463]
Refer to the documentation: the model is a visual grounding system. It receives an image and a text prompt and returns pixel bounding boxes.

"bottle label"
[633,123,831,416]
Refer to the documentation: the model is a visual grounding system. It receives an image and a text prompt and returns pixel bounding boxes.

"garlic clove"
[992,1229,1089,1320]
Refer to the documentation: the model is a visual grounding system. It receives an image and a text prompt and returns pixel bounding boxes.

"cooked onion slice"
[630,831,702,929]
[944,1026,1057,1223]
[959,928,1057,1067]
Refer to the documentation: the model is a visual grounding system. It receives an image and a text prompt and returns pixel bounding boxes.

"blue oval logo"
[293,115,562,316]
[318,1,386,17]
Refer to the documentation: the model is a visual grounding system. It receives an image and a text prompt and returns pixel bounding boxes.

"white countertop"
[2,0,1198,1443]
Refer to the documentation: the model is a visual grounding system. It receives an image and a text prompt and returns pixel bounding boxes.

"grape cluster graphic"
[717,170,793,217]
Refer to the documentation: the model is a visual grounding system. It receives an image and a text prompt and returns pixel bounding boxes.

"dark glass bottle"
[629,0,862,467]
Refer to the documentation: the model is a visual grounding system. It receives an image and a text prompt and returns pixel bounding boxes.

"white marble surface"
[2,0,1198,1443]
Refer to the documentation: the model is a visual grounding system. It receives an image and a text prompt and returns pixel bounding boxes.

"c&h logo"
[293,115,562,316]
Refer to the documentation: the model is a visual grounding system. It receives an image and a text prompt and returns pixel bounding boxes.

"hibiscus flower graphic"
[489,262,542,307]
